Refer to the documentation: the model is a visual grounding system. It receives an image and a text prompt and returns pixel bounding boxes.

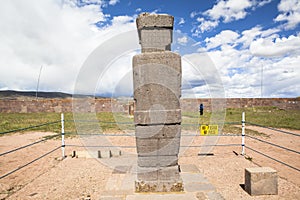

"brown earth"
[0,127,299,199]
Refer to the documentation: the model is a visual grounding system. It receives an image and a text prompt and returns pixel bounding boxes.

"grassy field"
[0,107,299,136]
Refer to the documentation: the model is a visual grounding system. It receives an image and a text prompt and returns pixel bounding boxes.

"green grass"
[0,107,299,136]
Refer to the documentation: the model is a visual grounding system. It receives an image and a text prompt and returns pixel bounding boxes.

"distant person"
[199,103,204,116]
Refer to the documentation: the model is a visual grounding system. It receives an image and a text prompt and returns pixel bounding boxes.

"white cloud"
[274,0,300,29]
[191,25,300,98]
[178,18,185,25]
[190,11,201,18]
[194,17,219,33]
[136,8,142,13]
[238,26,280,48]
[204,0,252,23]
[109,0,119,6]
[112,15,134,25]
[0,0,136,93]
[250,34,300,57]
[206,43,300,97]
[192,0,273,34]
[177,36,188,45]
[204,30,240,50]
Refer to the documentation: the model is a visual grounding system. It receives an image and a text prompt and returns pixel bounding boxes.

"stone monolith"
[133,13,183,192]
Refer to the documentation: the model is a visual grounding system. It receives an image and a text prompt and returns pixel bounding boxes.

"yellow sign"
[200,125,218,135]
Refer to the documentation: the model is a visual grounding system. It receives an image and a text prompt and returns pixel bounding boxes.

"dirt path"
[0,130,299,199]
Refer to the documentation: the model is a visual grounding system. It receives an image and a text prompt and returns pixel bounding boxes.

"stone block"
[138,155,178,167]
[158,166,180,181]
[135,124,181,139]
[98,150,111,158]
[137,167,159,182]
[136,138,158,156]
[134,110,181,125]
[110,149,121,157]
[136,13,174,30]
[136,137,180,156]
[139,29,172,52]
[135,180,183,193]
[133,52,181,85]
[157,137,180,156]
[245,167,278,196]
[134,84,180,111]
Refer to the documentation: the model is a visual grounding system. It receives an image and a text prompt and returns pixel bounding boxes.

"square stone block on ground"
[245,167,278,196]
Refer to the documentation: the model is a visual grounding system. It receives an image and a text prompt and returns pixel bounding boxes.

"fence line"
[72,133,241,137]
[2,112,299,180]
[246,122,300,137]
[0,120,60,135]
[0,146,60,179]
[0,134,60,157]
[246,135,300,155]
[246,146,300,172]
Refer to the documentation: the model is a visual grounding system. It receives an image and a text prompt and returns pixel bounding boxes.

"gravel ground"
[0,127,299,199]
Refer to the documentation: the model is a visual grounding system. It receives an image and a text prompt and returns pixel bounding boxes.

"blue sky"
[0,0,299,98]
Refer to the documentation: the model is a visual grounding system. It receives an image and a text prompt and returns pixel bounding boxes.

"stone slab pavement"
[98,157,224,200]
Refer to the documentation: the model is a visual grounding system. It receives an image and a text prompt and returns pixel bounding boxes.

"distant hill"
[0,90,72,99]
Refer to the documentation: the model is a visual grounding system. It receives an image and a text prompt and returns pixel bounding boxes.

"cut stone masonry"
[133,13,183,192]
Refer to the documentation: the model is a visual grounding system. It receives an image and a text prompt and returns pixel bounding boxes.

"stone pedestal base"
[135,180,183,193]
[135,166,183,192]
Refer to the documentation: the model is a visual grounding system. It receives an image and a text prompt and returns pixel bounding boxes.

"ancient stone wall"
[0,98,298,113]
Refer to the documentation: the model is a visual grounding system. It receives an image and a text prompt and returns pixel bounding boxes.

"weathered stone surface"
[134,84,180,111]
[158,166,180,181]
[133,13,182,192]
[136,13,174,29]
[136,137,180,157]
[139,29,172,52]
[137,167,159,181]
[136,138,158,156]
[134,110,181,125]
[137,155,178,167]
[133,52,181,76]
[135,124,181,139]
[158,137,180,156]
[245,167,278,196]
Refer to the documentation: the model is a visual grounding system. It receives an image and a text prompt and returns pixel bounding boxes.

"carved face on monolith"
[133,13,183,192]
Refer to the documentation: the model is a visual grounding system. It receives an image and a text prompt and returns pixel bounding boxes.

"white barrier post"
[242,112,245,155]
[61,113,65,159]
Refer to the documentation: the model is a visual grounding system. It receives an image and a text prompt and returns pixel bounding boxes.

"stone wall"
[0,98,299,113]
